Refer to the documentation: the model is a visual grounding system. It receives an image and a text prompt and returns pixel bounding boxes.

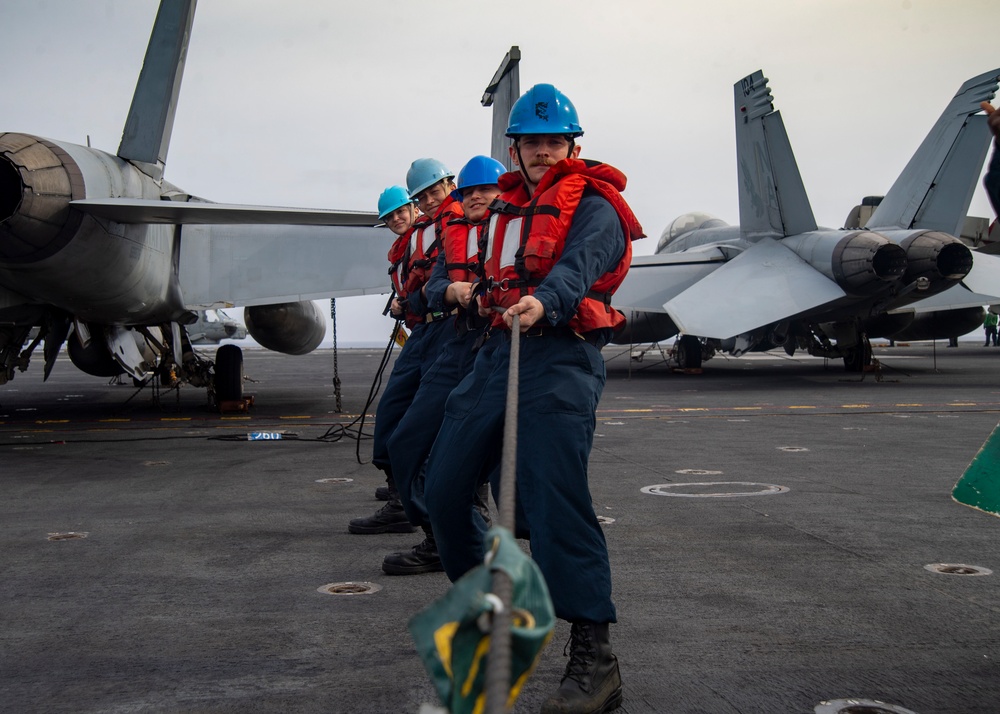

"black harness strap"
[484,275,613,309]
[488,199,561,218]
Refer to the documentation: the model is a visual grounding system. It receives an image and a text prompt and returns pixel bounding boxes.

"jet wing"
[960,251,1000,300]
[613,248,728,313]
[71,198,379,227]
[177,223,394,308]
[663,237,846,339]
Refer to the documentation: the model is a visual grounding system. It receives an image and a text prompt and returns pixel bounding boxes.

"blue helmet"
[405,158,455,199]
[505,83,583,138]
[450,155,506,201]
[377,185,413,220]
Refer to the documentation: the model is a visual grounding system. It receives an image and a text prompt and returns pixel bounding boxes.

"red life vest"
[481,158,644,334]
[386,198,464,327]
[386,225,426,328]
[401,196,463,296]
[387,225,414,300]
[442,214,487,283]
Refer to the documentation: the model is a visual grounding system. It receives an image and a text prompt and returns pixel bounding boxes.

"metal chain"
[331,298,342,413]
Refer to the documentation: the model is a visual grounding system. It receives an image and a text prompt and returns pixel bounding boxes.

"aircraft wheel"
[677,335,703,369]
[215,344,244,402]
[842,341,871,372]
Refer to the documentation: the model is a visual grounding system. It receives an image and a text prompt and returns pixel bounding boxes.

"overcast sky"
[3,0,999,345]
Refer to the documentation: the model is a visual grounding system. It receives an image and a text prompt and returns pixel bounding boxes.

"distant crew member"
[984,309,998,347]
[422,84,644,714]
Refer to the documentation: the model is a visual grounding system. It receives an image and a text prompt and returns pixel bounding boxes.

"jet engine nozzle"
[899,231,973,284]
[244,301,326,355]
[831,231,908,295]
[0,133,82,264]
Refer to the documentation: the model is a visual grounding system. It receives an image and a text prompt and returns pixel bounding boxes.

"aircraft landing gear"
[842,336,873,373]
[676,335,703,370]
[214,344,244,403]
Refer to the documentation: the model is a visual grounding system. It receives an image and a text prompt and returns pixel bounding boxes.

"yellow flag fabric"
[408,527,554,713]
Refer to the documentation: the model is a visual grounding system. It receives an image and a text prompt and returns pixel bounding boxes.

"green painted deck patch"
[953,422,1000,518]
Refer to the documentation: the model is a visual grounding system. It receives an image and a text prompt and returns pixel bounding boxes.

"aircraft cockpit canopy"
[657,212,727,253]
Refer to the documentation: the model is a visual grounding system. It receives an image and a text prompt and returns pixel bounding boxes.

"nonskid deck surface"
[2,343,998,713]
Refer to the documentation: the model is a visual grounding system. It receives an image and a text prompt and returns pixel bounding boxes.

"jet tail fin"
[481,46,520,172]
[865,68,1000,235]
[734,70,817,239]
[117,0,197,179]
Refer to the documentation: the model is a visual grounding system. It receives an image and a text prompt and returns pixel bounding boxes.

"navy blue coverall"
[423,191,624,624]
[371,286,454,478]
[386,238,490,528]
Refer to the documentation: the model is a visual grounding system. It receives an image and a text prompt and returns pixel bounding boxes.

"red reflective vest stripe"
[482,158,644,334]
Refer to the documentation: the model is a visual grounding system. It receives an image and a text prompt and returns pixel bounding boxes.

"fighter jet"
[187,310,247,345]
[0,0,391,401]
[613,68,1000,371]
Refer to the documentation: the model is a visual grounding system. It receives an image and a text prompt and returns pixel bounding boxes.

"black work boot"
[381,527,444,575]
[541,622,622,714]
[374,485,390,501]
[349,476,415,534]
[347,500,415,534]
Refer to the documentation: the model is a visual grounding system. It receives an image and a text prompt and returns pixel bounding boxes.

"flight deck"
[1,342,998,713]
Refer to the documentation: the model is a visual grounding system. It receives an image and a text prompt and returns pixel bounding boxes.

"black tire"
[677,335,703,369]
[214,344,244,402]
[842,341,871,373]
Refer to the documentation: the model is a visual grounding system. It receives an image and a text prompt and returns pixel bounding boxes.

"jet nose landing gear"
[213,344,252,413]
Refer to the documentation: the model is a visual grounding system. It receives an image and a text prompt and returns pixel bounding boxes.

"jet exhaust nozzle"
[244,301,326,355]
[0,133,82,264]
[899,231,973,283]
[831,231,908,295]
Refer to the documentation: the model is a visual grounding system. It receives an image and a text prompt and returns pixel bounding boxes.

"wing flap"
[664,238,845,338]
[888,284,1000,314]
[71,198,379,227]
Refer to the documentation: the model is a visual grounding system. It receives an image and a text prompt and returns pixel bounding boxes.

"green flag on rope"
[953,422,1000,518]
[409,527,554,713]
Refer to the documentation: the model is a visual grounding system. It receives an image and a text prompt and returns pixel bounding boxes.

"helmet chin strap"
[514,141,533,193]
